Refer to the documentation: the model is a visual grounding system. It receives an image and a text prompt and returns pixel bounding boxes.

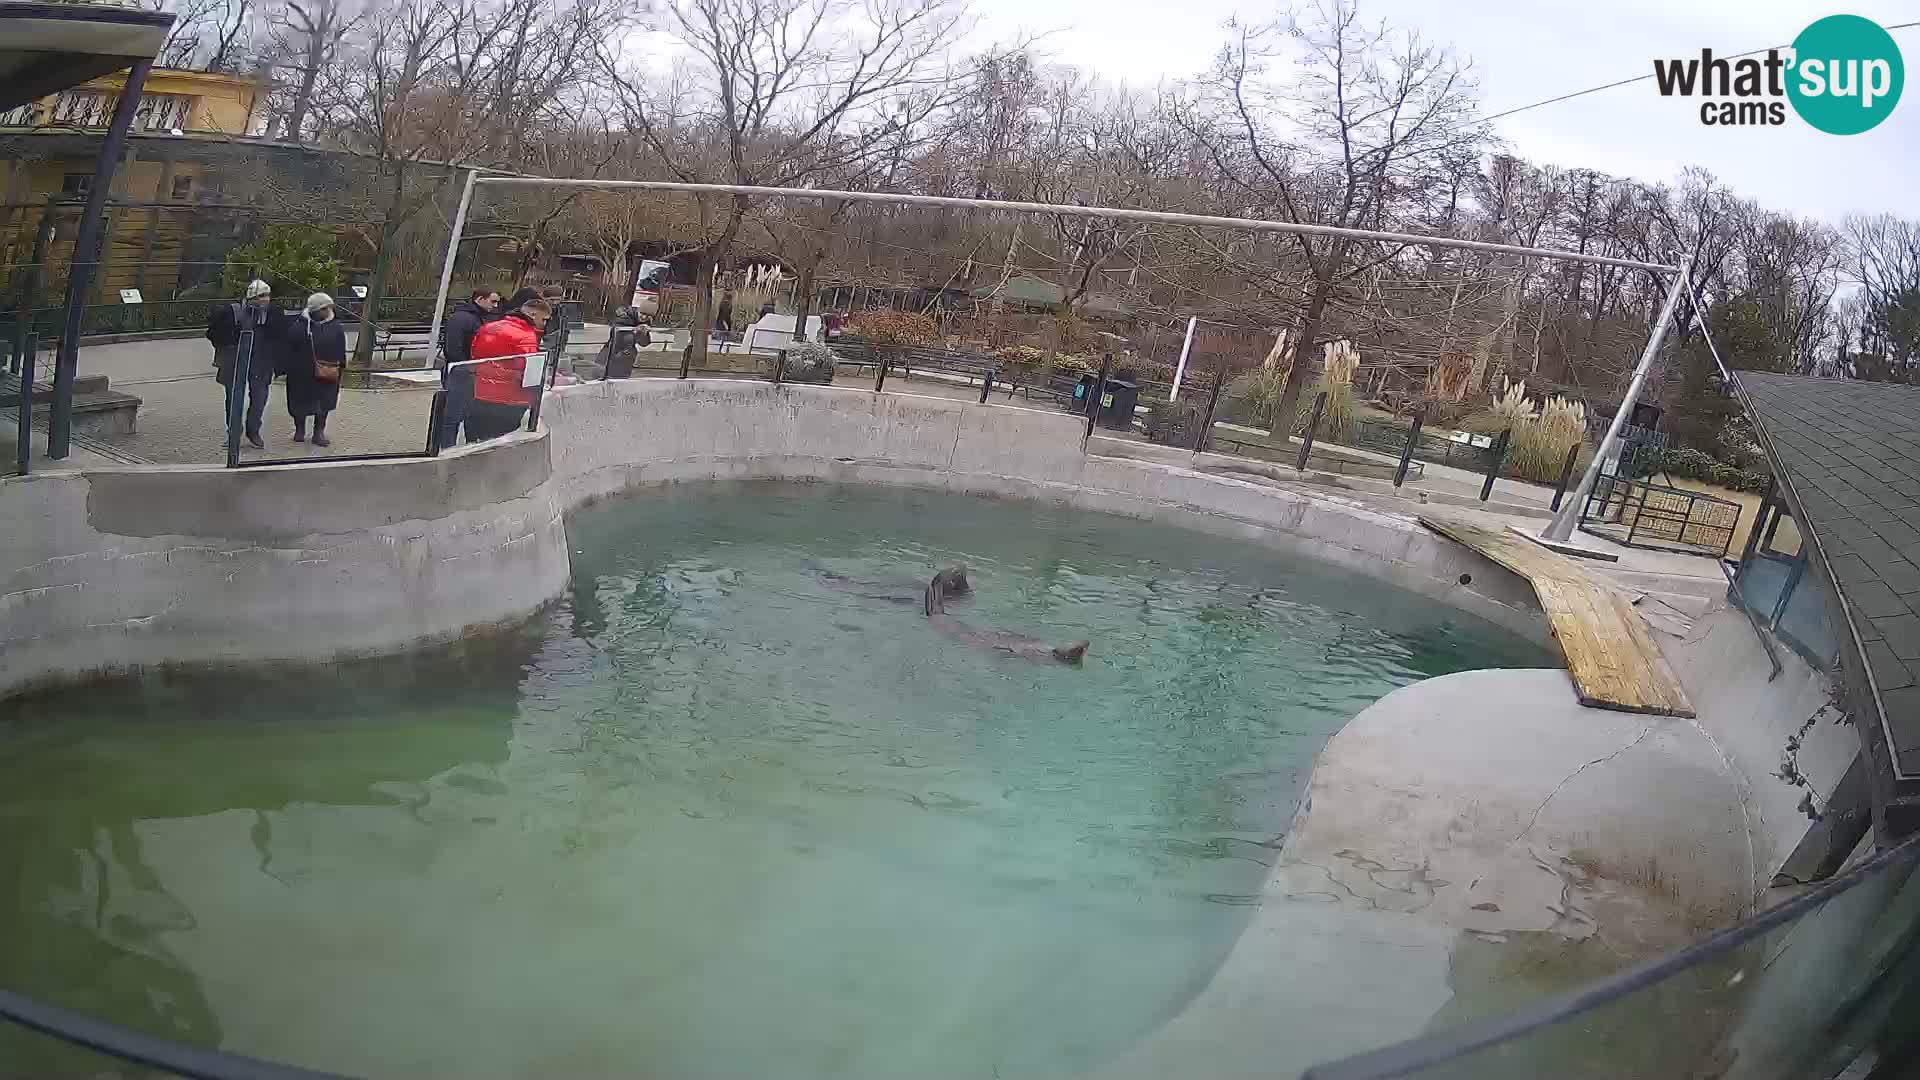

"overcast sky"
[966,0,1918,223]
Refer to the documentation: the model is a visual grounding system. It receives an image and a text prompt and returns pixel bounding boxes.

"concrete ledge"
[1,429,569,697]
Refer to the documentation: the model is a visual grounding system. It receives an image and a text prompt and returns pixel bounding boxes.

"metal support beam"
[49,59,149,460]
[1540,253,1694,543]
[1169,316,1197,401]
[426,168,479,378]
[471,177,1679,274]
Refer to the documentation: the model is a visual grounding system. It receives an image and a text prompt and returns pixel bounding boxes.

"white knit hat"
[305,292,335,314]
[245,279,271,299]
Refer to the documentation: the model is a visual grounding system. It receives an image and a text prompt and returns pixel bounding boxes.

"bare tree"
[1182,0,1484,429]
[308,0,629,364]
[267,0,356,141]
[601,0,971,367]
[159,0,256,71]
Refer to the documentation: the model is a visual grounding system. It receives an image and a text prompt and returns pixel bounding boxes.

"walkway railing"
[6,832,1918,1078]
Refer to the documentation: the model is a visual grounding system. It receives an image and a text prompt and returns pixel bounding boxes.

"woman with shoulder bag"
[285,292,345,446]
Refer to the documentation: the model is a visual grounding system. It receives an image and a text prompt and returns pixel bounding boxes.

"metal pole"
[1084,352,1113,441]
[425,389,447,455]
[50,60,151,460]
[472,177,1679,274]
[1549,442,1582,512]
[224,329,253,468]
[1169,316,1197,401]
[1480,428,1512,501]
[874,352,889,392]
[12,198,55,377]
[1540,257,1692,542]
[15,332,36,475]
[427,169,479,379]
[1194,357,1227,452]
[1393,411,1423,488]
[1296,391,1328,471]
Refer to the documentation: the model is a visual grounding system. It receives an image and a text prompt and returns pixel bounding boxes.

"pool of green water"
[0,482,1550,1079]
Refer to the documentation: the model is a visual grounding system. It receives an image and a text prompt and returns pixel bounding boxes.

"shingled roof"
[1737,373,1920,829]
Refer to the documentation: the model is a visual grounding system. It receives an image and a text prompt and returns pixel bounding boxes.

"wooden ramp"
[1420,514,1695,718]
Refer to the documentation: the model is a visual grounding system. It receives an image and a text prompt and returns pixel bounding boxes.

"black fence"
[1342,418,1501,473]
[1580,473,1743,558]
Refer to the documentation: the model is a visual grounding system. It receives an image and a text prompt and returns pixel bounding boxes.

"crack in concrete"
[1510,722,1662,846]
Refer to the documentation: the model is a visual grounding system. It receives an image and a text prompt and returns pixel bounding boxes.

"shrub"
[1631,446,1771,493]
[845,309,937,346]
[773,340,837,384]
[1464,382,1589,484]
[221,224,340,297]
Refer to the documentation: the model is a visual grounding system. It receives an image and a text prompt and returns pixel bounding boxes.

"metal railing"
[1580,473,1743,558]
[1305,833,1920,1080]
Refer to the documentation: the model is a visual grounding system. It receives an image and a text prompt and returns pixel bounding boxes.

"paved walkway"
[75,335,439,465]
[64,336,1047,467]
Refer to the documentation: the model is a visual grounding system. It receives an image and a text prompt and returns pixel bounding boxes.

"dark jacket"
[442,300,493,370]
[207,298,274,343]
[499,287,540,316]
[284,314,345,416]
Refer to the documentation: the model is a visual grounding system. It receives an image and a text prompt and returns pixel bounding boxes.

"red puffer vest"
[470,314,543,406]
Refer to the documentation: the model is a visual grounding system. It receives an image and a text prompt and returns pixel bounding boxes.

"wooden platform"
[1420,514,1695,718]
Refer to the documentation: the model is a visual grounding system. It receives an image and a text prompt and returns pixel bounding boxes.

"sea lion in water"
[814,562,971,605]
[923,569,1089,665]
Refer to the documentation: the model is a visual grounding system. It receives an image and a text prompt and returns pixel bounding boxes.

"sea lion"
[814,562,971,605]
[923,569,1089,665]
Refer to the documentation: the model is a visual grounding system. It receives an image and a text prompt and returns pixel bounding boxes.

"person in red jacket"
[463,296,551,442]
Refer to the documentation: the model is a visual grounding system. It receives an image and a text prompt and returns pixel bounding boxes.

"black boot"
[292,417,306,443]
[311,415,331,447]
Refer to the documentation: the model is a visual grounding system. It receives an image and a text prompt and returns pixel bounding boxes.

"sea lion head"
[938,563,972,596]
[1051,641,1090,665]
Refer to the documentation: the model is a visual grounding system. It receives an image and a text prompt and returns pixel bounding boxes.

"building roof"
[973,273,1135,317]
[0,2,171,112]
[1737,373,1920,784]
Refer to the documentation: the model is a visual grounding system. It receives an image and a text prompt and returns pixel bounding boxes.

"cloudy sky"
[967,0,1918,223]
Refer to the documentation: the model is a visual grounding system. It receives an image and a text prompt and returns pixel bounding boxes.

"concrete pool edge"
[1,378,1554,700]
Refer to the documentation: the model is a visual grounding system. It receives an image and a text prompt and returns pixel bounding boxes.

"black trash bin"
[1097,378,1140,430]
[1073,373,1098,414]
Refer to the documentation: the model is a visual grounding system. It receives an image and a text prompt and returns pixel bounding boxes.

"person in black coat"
[438,287,500,448]
[208,278,277,448]
[284,293,346,446]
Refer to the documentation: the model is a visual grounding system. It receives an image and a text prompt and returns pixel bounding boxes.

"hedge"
[1632,446,1771,493]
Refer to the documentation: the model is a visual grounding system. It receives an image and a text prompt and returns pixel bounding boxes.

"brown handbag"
[309,318,342,382]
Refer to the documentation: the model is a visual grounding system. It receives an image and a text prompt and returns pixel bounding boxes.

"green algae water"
[0,482,1549,1079]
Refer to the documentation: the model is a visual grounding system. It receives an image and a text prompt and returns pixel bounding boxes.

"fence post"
[1296,391,1328,471]
[1628,479,1654,545]
[978,368,994,404]
[11,198,56,378]
[1393,410,1423,488]
[1193,356,1227,452]
[1084,352,1114,441]
[425,389,447,455]
[224,329,253,468]
[1549,442,1582,511]
[1480,428,1512,502]
[14,332,36,475]
[770,343,785,384]
[873,352,889,392]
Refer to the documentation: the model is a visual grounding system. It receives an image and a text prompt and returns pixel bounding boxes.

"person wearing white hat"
[206,278,278,448]
[283,292,345,446]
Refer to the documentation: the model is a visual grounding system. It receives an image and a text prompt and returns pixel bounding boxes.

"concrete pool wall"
[1,378,1547,699]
